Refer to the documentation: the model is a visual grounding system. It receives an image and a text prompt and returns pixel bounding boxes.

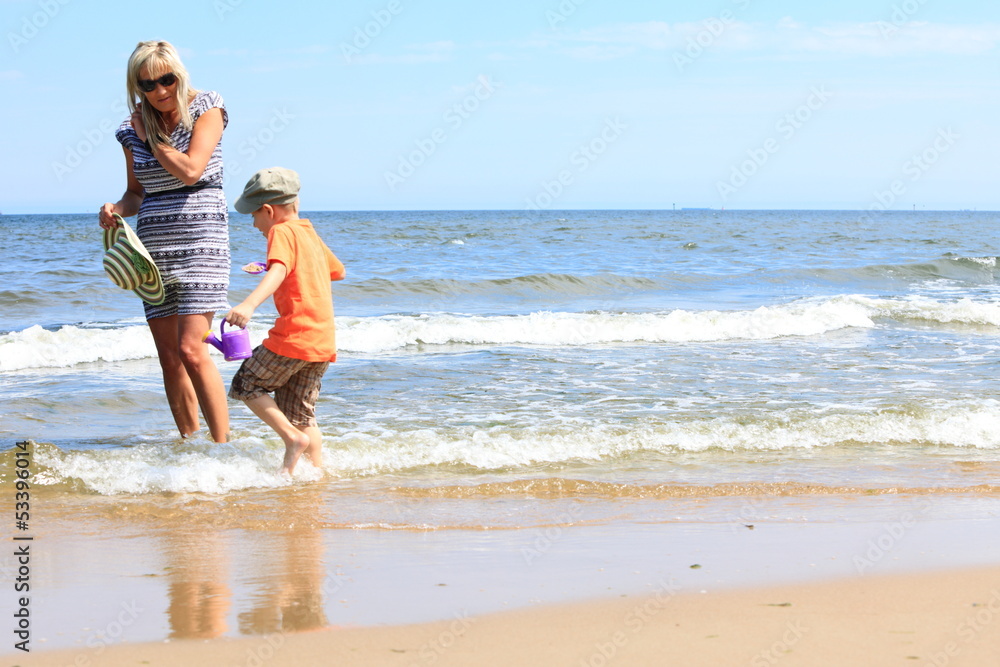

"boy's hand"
[224,303,254,328]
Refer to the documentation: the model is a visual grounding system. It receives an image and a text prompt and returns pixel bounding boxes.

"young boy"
[224,167,345,475]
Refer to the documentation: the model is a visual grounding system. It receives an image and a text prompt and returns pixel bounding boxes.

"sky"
[1,0,999,213]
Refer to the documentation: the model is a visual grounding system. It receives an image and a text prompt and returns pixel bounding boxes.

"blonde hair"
[126,41,198,149]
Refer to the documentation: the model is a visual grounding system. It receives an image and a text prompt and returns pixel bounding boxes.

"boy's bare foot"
[279,431,311,476]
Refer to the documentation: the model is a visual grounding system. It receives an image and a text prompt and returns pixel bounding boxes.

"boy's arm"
[327,247,346,281]
[223,262,289,328]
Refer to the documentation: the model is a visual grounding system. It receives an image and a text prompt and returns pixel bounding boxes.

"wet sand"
[10,566,1000,666]
[4,486,1000,665]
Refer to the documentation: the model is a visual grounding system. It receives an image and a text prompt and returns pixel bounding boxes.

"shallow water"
[2,209,1000,518]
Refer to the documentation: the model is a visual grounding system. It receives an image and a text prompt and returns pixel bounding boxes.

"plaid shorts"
[228,345,330,427]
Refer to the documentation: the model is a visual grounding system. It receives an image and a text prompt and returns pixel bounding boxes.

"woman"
[99,40,230,442]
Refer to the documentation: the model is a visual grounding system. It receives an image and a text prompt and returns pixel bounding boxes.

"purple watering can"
[203,320,253,361]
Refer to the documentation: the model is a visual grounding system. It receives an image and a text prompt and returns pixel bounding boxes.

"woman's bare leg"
[176,312,230,443]
[148,315,201,437]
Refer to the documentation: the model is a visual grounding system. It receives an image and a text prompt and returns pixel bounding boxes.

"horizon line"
[2,207,996,216]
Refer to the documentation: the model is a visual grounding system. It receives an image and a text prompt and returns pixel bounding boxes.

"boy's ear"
[261,203,274,220]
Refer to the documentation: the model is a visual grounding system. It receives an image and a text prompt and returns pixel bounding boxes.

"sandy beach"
[5,482,1000,666]
[9,565,1000,666]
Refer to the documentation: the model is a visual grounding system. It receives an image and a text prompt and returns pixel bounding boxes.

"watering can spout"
[203,330,224,353]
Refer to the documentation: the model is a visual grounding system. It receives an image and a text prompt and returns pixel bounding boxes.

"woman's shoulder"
[189,90,227,126]
[115,117,137,147]
[190,90,225,113]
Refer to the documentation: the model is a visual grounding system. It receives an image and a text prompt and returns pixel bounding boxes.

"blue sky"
[1,0,998,213]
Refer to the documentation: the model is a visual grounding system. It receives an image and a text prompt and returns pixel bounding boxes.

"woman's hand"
[98,203,119,230]
[131,105,148,143]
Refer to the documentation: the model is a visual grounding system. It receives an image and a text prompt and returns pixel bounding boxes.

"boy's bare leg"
[296,425,324,469]
[243,395,310,475]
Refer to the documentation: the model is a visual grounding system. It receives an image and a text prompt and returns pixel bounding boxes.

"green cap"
[234,167,301,214]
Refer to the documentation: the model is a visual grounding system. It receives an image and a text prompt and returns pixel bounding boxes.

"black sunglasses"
[137,72,177,93]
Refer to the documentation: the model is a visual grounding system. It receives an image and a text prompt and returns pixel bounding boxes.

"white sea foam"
[321,402,1000,474]
[5,295,1000,370]
[0,324,157,371]
[335,298,874,354]
[0,322,270,371]
[30,401,1000,495]
[859,294,1000,326]
[338,294,1000,353]
[34,437,321,495]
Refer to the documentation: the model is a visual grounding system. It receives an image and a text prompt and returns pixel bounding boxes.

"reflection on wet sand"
[238,528,329,635]
[164,529,231,639]
[239,485,331,634]
[161,485,331,638]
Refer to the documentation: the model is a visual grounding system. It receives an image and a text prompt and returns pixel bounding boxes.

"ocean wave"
[344,272,667,300]
[0,324,156,371]
[27,438,307,495]
[858,294,1000,326]
[319,403,1000,475]
[337,294,1000,353]
[345,257,1000,300]
[810,256,1000,285]
[0,322,270,371]
[12,401,1000,495]
[0,290,44,308]
[335,299,875,353]
[4,294,1000,369]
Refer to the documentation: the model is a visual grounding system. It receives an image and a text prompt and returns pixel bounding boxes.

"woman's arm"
[99,146,145,229]
[144,107,225,186]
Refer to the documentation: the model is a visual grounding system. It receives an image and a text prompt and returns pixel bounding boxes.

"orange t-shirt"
[263,219,344,362]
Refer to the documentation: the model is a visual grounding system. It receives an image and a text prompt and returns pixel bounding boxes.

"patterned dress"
[115,91,230,320]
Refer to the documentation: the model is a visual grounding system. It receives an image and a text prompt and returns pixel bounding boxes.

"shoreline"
[10,564,1000,666]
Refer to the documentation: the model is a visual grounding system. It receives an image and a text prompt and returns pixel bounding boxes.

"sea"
[3,209,1000,511]
[4,209,1000,644]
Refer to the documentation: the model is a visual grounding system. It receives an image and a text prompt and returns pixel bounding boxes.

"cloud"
[796,21,1000,56]
[206,48,252,57]
[0,70,23,81]
[559,45,640,61]
[207,45,333,58]
[349,40,455,65]
[539,19,1000,60]
[570,21,676,50]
